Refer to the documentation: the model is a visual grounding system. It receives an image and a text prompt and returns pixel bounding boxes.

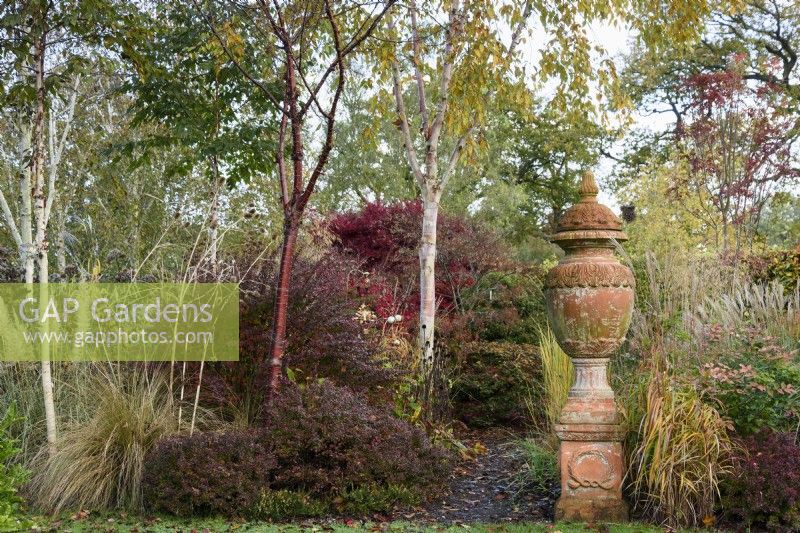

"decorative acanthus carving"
[544,262,635,289]
[558,338,624,358]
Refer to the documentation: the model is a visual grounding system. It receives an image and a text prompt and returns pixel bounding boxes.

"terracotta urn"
[544,171,634,522]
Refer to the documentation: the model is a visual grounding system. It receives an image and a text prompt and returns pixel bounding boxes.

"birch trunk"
[418,191,440,369]
[19,121,34,281]
[31,33,57,448]
[208,168,222,277]
[37,249,56,446]
[55,211,66,275]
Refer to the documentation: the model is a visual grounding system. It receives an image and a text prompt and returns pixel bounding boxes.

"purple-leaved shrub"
[722,430,800,531]
[142,382,450,517]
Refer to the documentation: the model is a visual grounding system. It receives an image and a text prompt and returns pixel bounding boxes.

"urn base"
[554,435,628,522]
[555,493,629,522]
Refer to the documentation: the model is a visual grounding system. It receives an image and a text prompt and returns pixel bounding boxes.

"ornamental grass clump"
[512,438,559,495]
[29,367,180,514]
[627,369,734,528]
[536,326,572,437]
[692,280,799,345]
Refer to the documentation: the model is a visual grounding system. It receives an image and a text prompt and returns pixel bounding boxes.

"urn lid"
[551,171,628,244]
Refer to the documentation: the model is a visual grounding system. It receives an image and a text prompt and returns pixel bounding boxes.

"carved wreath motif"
[544,262,635,289]
[567,450,616,490]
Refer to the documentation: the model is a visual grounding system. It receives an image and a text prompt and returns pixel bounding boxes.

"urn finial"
[551,170,627,243]
[578,170,599,201]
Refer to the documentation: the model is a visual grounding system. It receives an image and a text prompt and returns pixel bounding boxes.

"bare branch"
[299,0,398,118]
[409,0,429,134]
[44,74,80,227]
[391,53,425,186]
[277,88,290,212]
[508,0,533,57]
[428,0,460,150]
[0,188,21,247]
[441,125,474,189]
[194,0,282,109]
[300,0,346,209]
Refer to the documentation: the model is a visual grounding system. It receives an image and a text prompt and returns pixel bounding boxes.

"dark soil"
[398,430,559,525]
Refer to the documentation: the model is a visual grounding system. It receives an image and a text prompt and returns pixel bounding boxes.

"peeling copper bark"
[544,171,634,522]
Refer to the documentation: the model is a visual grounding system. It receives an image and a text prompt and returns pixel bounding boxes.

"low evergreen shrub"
[0,406,29,532]
[252,490,328,521]
[336,484,419,515]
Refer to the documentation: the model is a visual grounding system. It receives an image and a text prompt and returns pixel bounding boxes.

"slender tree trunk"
[19,122,34,282]
[267,214,299,402]
[418,192,439,369]
[209,75,222,276]
[208,203,219,275]
[208,162,222,277]
[37,250,56,447]
[31,31,57,447]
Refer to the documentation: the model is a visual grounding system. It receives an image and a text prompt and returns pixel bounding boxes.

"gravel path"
[397,430,559,525]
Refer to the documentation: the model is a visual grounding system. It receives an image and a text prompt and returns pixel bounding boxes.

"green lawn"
[28,513,691,533]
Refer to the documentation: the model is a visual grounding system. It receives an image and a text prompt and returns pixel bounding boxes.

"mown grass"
[30,512,697,533]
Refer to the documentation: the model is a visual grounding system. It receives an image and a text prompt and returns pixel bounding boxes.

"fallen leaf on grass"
[71,510,90,521]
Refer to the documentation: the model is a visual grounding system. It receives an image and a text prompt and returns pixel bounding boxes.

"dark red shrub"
[142,382,451,517]
[197,250,394,423]
[143,429,275,517]
[266,381,452,495]
[329,201,420,275]
[722,430,800,530]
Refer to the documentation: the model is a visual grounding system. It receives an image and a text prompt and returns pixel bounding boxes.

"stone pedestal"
[553,358,628,521]
[544,171,634,522]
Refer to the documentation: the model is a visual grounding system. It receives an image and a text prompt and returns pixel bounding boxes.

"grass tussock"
[0,362,95,464]
[627,370,734,527]
[511,438,559,496]
[692,280,800,344]
[535,326,573,437]
[28,367,181,514]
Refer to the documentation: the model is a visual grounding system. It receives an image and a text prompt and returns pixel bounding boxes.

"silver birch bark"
[0,68,81,448]
[389,0,531,413]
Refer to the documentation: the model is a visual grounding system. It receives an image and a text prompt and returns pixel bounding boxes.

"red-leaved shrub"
[142,382,451,517]
[142,429,276,517]
[722,430,800,530]
[329,201,509,324]
[266,381,451,495]
[197,251,394,423]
